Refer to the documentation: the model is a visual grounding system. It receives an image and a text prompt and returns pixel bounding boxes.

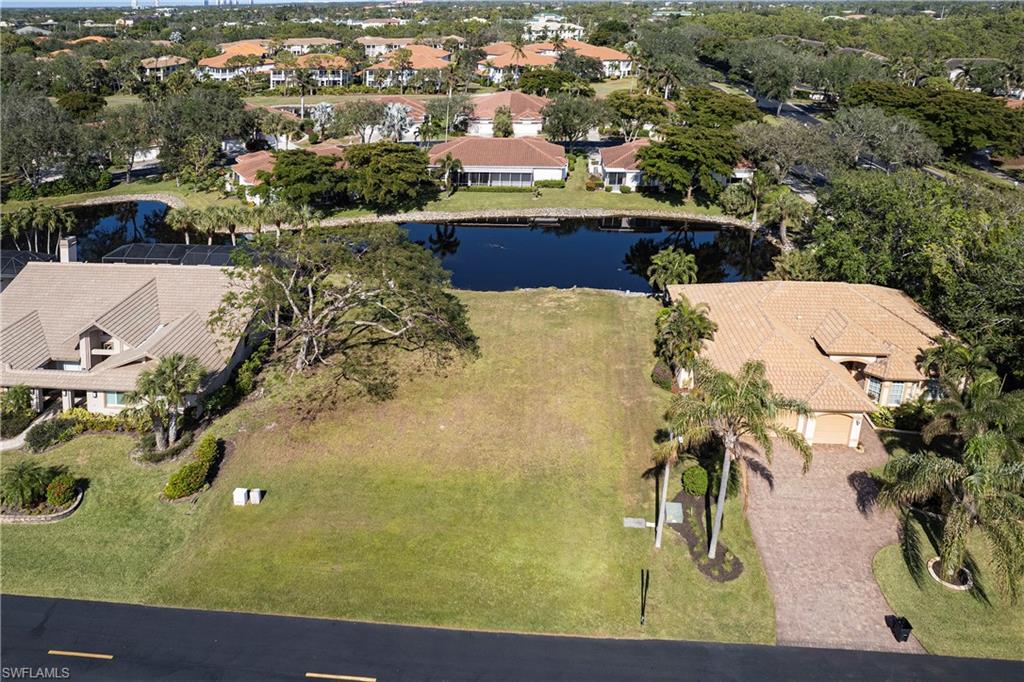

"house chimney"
[59,236,78,263]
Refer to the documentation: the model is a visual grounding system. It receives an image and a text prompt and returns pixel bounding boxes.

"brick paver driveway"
[744,426,924,653]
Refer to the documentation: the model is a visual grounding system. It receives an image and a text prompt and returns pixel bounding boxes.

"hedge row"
[23,408,147,453]
[164,433,222,500]
[460,185,534,193]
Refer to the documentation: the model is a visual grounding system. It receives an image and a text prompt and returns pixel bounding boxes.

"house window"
[888,382,905,406]
[926,378,944,401]
[606,172,625,186]
[866,377,881,401]
[105,392,127,407]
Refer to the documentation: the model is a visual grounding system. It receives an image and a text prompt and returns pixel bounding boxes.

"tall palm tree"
[260,202,297,244]
[669,359,812,557]
[165,207,201,245]
[435,153,463,195]
[879,434,1024,596]
[294,204,320,235]
[918,338,994,390]
[761,188,809,250]
[654,298,717,381]
[127,354,205,451]
[196,207,221,245]
[294,68,317,119]
[647,247,697,302]
[510,35,528,61]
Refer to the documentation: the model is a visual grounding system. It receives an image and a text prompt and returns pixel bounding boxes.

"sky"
[2,0,355,8]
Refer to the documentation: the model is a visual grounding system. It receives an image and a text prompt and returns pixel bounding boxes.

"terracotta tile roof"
[274,53,350,70]
[481,50,557,69]
[558,39,631,61]
[667,281,947,411]
[200,40,269,68]
[481,41,515,57]
[428,137,567,169]
[600,139,650,171]
[364,44,450,71]
[140,55,190,69]
[232,145,347,185]
[371,95,427,122]
[231,150,275,185]
[470,91,550,122]
[1006,98,1024,109]
[0,263,244,392]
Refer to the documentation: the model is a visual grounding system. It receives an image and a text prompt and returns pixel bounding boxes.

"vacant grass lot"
[1,290,773,642]
[874,521,1024,660]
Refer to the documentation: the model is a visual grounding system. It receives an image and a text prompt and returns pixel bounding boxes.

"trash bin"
[893,616,913,642]
[248,488,262,505]
[233,487,248,506]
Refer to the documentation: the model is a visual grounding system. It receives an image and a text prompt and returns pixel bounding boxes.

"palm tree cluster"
[646,246,697,302]
[880,341,1024,598]
[164,203,319,246]
[126,354,205,452]
[1,203,76,254]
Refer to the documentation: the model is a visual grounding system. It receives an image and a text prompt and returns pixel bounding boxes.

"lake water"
[3,203,775,292]
[402,218,776,292]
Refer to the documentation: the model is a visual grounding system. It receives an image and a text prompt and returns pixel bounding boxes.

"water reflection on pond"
[402,217,777,292]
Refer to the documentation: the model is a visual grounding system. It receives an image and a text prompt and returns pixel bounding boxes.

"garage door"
[814,413,853,445]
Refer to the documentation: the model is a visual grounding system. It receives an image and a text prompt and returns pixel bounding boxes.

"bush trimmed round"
[682,465,709,496]
[45,473,77,508]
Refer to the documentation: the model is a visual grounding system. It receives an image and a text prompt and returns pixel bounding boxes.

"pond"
[402,218,777,292]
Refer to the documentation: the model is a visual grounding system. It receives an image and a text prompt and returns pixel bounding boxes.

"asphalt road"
[3,595,1022,681]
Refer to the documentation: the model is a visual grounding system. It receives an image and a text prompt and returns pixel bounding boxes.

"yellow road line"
[305,673,376,682]
[47,649,114,660]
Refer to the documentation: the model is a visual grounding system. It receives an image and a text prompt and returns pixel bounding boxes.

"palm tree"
[918,338,994,390]
[761,189,810,250]
[259,202,297,244]
[165,207,201,245]
[879,435,1024,596]
[510,36,528,62]
[435,153,463,195]
[923,370,1024,453]
[551,36,567,54]
[127,354,205,451]
[294,68,317,119]
[669,359,812,557]
[647,247,697,302]
[654,298,717,384]
[0,461,52,510]
[294,204,320,235]
[196,207,222,245]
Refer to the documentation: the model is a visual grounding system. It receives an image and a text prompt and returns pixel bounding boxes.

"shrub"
[63,407,146,433]
[682,465,709,497]
[534,179,565,189]
[461,185,534,193]
[45,473,77,508]
[651,360,674,391]
[604,185,613,192]
[235,339,271,396]
[163,433,222,499]
[892,400,933,431]
[620,185,633,194]
[3,183,35,201]
[164,460,210,500]
[870,407,895,429]
[1,461,53,509]
[24,418,78,453]
[1,411,34,438]
[307,131,320,144]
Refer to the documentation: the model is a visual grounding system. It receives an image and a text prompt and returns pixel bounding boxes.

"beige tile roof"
[277,53,350,70]
[667,281,947,412]
[470,92,550,122]
[0,263,244,392]
[282,37,341,47]
[428,137,567,169]
[140,55,190,69]
[600,139,650,171]
[481,41,515,58]
[356,36,415,47]
[481,51,557,69]
[364,44,450,71]
[530,39,631,61]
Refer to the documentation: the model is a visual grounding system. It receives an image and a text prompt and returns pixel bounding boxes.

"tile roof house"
[198,40,271,81]
[478,49,557,85]
[140,55,190,81]
[270,53,352,88]
[594,139,652,191]
[356,36,416,60]
[667,281,946,446]
[467,92,550,137]
[428,137,567,187]
[228,144,347,204]
[362,44,450,88]
[528,39,634,78]
[280,37,342,55]
[0,262,253,416]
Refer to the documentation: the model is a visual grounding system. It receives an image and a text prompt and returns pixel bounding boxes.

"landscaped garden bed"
[668,490,744,582]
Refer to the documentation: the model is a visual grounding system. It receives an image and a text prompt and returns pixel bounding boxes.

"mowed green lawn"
[1,290,773,642]
[874,521,1024,660]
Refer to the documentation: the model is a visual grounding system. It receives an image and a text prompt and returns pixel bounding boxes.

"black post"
[640,569,651,625]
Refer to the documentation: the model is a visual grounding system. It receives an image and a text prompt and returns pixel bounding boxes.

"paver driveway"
[744,426,924,653]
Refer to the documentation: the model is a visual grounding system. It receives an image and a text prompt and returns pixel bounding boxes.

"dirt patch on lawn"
[668,490,744,582]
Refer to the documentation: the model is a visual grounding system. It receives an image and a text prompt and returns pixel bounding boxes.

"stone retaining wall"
[68,193,187,210]
[0,490,84,525]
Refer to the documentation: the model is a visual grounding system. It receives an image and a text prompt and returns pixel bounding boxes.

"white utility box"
[248,488,263,505]
[233,487,248,506]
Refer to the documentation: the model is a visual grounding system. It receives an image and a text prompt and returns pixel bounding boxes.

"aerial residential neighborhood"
[0,1,1022,680]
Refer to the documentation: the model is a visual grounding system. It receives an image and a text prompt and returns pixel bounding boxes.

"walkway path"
[744,427,925,653]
